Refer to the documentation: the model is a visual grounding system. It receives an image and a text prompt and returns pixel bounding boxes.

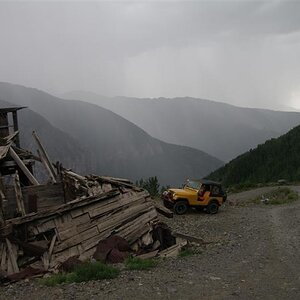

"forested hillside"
[207,125,300,186]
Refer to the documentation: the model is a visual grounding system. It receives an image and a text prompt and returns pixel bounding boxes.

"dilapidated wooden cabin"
[0,107,176,281]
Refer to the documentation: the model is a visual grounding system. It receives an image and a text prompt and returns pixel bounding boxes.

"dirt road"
[1,187,299,299]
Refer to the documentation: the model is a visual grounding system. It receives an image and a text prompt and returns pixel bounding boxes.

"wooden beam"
[32,131,57,180]
[64,170,86,182]
[5,238,19,274]
[0,189,5,225]
[14,171,26,216]
[37,149,57,183]
[153,203,173,218]
[0,176,6,223]
[0,243,7,271]
[44,233,57,270]
[159,240,187,258]
[9,147,39,186]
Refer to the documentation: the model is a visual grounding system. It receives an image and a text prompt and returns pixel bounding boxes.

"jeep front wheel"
[174,200,188,215]
[206,200,219,214]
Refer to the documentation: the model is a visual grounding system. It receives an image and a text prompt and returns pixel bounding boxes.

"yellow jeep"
[162,179,227,215]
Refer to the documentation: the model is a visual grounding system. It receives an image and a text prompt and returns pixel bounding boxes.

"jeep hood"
[169,188,196,196]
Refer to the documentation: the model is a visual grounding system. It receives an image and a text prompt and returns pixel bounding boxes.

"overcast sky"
[0,0,300,110]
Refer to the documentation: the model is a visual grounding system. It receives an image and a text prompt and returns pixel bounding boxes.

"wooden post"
[0,191,4,225]
[37,149,57,183]
[44,234,57,270]
[0,112,9,139]
[9,147,39,186]
[14,171,26,216]
[12,111,20,147]
[0,177,6,224]
[32,131,57,180]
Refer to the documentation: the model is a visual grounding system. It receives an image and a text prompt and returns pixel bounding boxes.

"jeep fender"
[175,198,189,205]
[208,198,221,206]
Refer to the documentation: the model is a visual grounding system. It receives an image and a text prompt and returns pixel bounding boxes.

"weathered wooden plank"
[0,243,7,271]
[159,240,188,258]
[80,229,113,252]
[9,147,39,186]
[0,144,10,160]
[0,187,4,224]
[54,213,72,229]
[116,208,157,235]
[14,171,26,216]
[56,213,90,240]
[7,255,13,275]
[54,226,99,253]
[48,234,57,258]
[153,203,173,218]
[117,209,158,244]
[50,245,80,268]
[70,208,84,218]
[4,189,120,227]
[44,234,57,270]
[37,219,56,233]
[87,193,147,218]
[0,243,4,261]
[172,232,205,245]
[96,203,153,234]
[32,131,57,181]
[57,226,78,241]
[37,149,57,183]
[6,238,19,273]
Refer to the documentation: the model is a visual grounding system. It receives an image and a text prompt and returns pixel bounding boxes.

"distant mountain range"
[0,82,222,186]
[63,91,300,161]
[207,124,300,186]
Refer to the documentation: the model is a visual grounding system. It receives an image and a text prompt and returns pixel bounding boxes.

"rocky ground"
[1,186,299,300]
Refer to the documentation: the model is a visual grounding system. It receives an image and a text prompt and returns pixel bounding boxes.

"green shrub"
[179,248,195,257]
[39,273,68,287]
[125,257,157,270]
[252,187,298,205]
[39,261,120,286]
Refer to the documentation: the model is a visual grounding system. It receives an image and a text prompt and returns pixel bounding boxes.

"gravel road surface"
[1,186,299,300]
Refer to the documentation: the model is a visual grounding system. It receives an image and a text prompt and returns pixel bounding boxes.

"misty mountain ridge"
[0,82,222,186]
[63,91,300,162]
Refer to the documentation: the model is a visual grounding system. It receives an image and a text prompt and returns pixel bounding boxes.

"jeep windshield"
[185,180,200,190]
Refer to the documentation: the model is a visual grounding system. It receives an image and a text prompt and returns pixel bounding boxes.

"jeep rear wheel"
[206,200,219,214]
[174,200,188,215]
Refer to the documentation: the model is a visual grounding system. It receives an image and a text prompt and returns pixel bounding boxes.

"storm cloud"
[0,0,300,110]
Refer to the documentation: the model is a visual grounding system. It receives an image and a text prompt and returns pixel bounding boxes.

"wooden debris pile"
[0,173,173,278]
[0,106,182,283]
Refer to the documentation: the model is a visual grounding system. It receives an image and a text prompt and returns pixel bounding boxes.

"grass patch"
[179,248,195,257]
[252,187,298,205]
[125,257,157,270]
[39,261,120,286]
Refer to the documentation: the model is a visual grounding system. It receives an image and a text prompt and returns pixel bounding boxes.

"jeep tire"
[206,200,219,214]
[174,200,188,215]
